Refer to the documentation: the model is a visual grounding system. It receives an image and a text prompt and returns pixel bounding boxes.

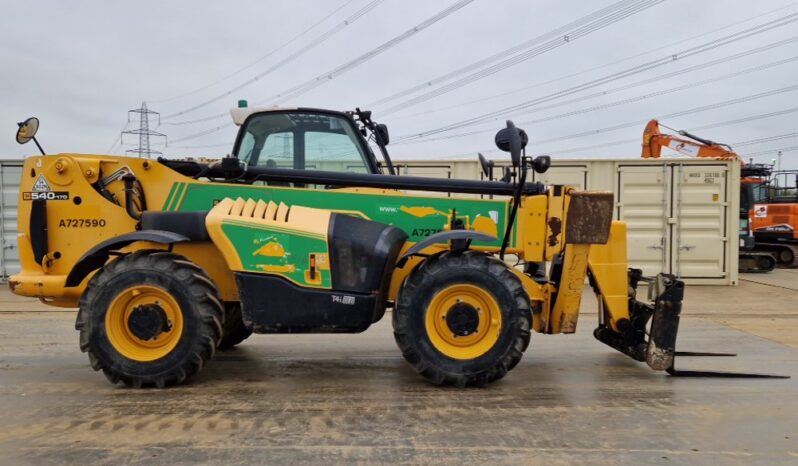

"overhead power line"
[153,0,356,105]
[437,101,798,159]
[161,0,384,119]
[394,46,798,145]
[166,0,477,142]
[742,145,798,157]
[264,0,477,105]
[378,0,664,115]
[733,132,798,148]
[535,87,798,147]
[370,0,660,108]
[386,1,798,121]
[398,11,798,141]
[544,107,798,154]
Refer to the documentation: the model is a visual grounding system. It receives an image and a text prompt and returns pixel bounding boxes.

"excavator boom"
[641,119,739,160]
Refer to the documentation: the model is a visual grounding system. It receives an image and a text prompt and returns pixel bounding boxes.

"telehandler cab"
[10,106,782,388]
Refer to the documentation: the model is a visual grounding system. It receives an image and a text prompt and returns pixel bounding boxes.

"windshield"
[235,112,372,174]
[751,182,770,203]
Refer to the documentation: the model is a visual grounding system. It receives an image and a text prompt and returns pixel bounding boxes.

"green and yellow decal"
[166,182,517,247]
[206,198,333,289]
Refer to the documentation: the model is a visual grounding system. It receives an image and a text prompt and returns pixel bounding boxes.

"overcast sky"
[2,0,797,169]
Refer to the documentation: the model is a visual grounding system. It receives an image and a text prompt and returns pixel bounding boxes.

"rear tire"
[75,251,223,388]
[218,303,253,350]
[393,251,531,387]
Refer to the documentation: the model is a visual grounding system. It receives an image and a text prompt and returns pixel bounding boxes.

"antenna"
[122,102,166,158]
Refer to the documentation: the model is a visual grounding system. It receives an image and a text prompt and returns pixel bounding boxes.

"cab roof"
[230,106,297,126]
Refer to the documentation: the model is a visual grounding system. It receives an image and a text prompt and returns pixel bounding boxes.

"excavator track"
[754,242,798,268]
[739,252,777,273]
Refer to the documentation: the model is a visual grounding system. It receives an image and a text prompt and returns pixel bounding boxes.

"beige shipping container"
[394,158,740,286]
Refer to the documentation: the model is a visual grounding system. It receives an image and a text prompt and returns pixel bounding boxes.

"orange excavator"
[642,119,740,161]
[745,167,798,268]
[641,119,797,273]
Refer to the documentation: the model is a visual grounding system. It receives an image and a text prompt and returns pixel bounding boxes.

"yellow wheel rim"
[424,284,502,360]
[105,285,184,362]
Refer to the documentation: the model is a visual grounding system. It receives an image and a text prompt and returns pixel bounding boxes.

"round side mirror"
[16,117,39,145]
[532,155,551,174]
[494,121,528,169]
[478,152,493,179]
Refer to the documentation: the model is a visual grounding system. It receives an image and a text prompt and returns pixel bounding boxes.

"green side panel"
[221,221,331,289]
[177,183,517,247]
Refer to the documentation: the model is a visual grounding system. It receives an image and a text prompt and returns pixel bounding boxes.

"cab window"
[236,112,371,174]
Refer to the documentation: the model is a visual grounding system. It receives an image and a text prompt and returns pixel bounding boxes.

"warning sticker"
[754,205,768,218]
[32,175,51,192]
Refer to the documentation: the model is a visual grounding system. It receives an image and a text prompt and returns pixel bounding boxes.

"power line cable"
[106,121,130,154]
[263,0,477,104]
[166,0,478,141]
[435,103,798,158]
[398,11,798,141]
[387,1,798,121]
[161,0,383,119]
[379,0,664,115]
[395,46,798,145]
[545,113,798,154]
[536,94,798,145]
[732,132,798,148]
[742,145,798,157]
[370,0,654,108]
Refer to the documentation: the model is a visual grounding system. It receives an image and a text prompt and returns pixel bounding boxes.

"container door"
[0,161,22,280]
[672,164,728,278]
[536,165,588,190]
[617,165,671,275]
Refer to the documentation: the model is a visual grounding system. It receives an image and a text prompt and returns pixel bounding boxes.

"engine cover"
[206,198,407,332]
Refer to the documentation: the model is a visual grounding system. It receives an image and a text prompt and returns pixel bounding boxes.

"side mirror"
[16,117,45,155]
[494,120,528,169]
[16,117,39,144]
[532,155,551,174]
[375,123,390,146]
[478,152,494,179]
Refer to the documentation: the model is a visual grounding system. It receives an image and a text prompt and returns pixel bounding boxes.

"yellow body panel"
[516,195,548,262]
[587,221,632,332]
[544,189,566,260]
[548,244,591,334]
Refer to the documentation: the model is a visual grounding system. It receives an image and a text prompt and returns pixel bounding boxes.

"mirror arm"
[500,150,528,259]
[31,137,45,156]
[375,135,396,176]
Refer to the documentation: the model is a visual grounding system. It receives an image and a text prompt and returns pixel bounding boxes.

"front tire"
[393,251,531,387]
[75,251,223,388]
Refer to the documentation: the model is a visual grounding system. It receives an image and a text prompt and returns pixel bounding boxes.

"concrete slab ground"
[0,271,796,465]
